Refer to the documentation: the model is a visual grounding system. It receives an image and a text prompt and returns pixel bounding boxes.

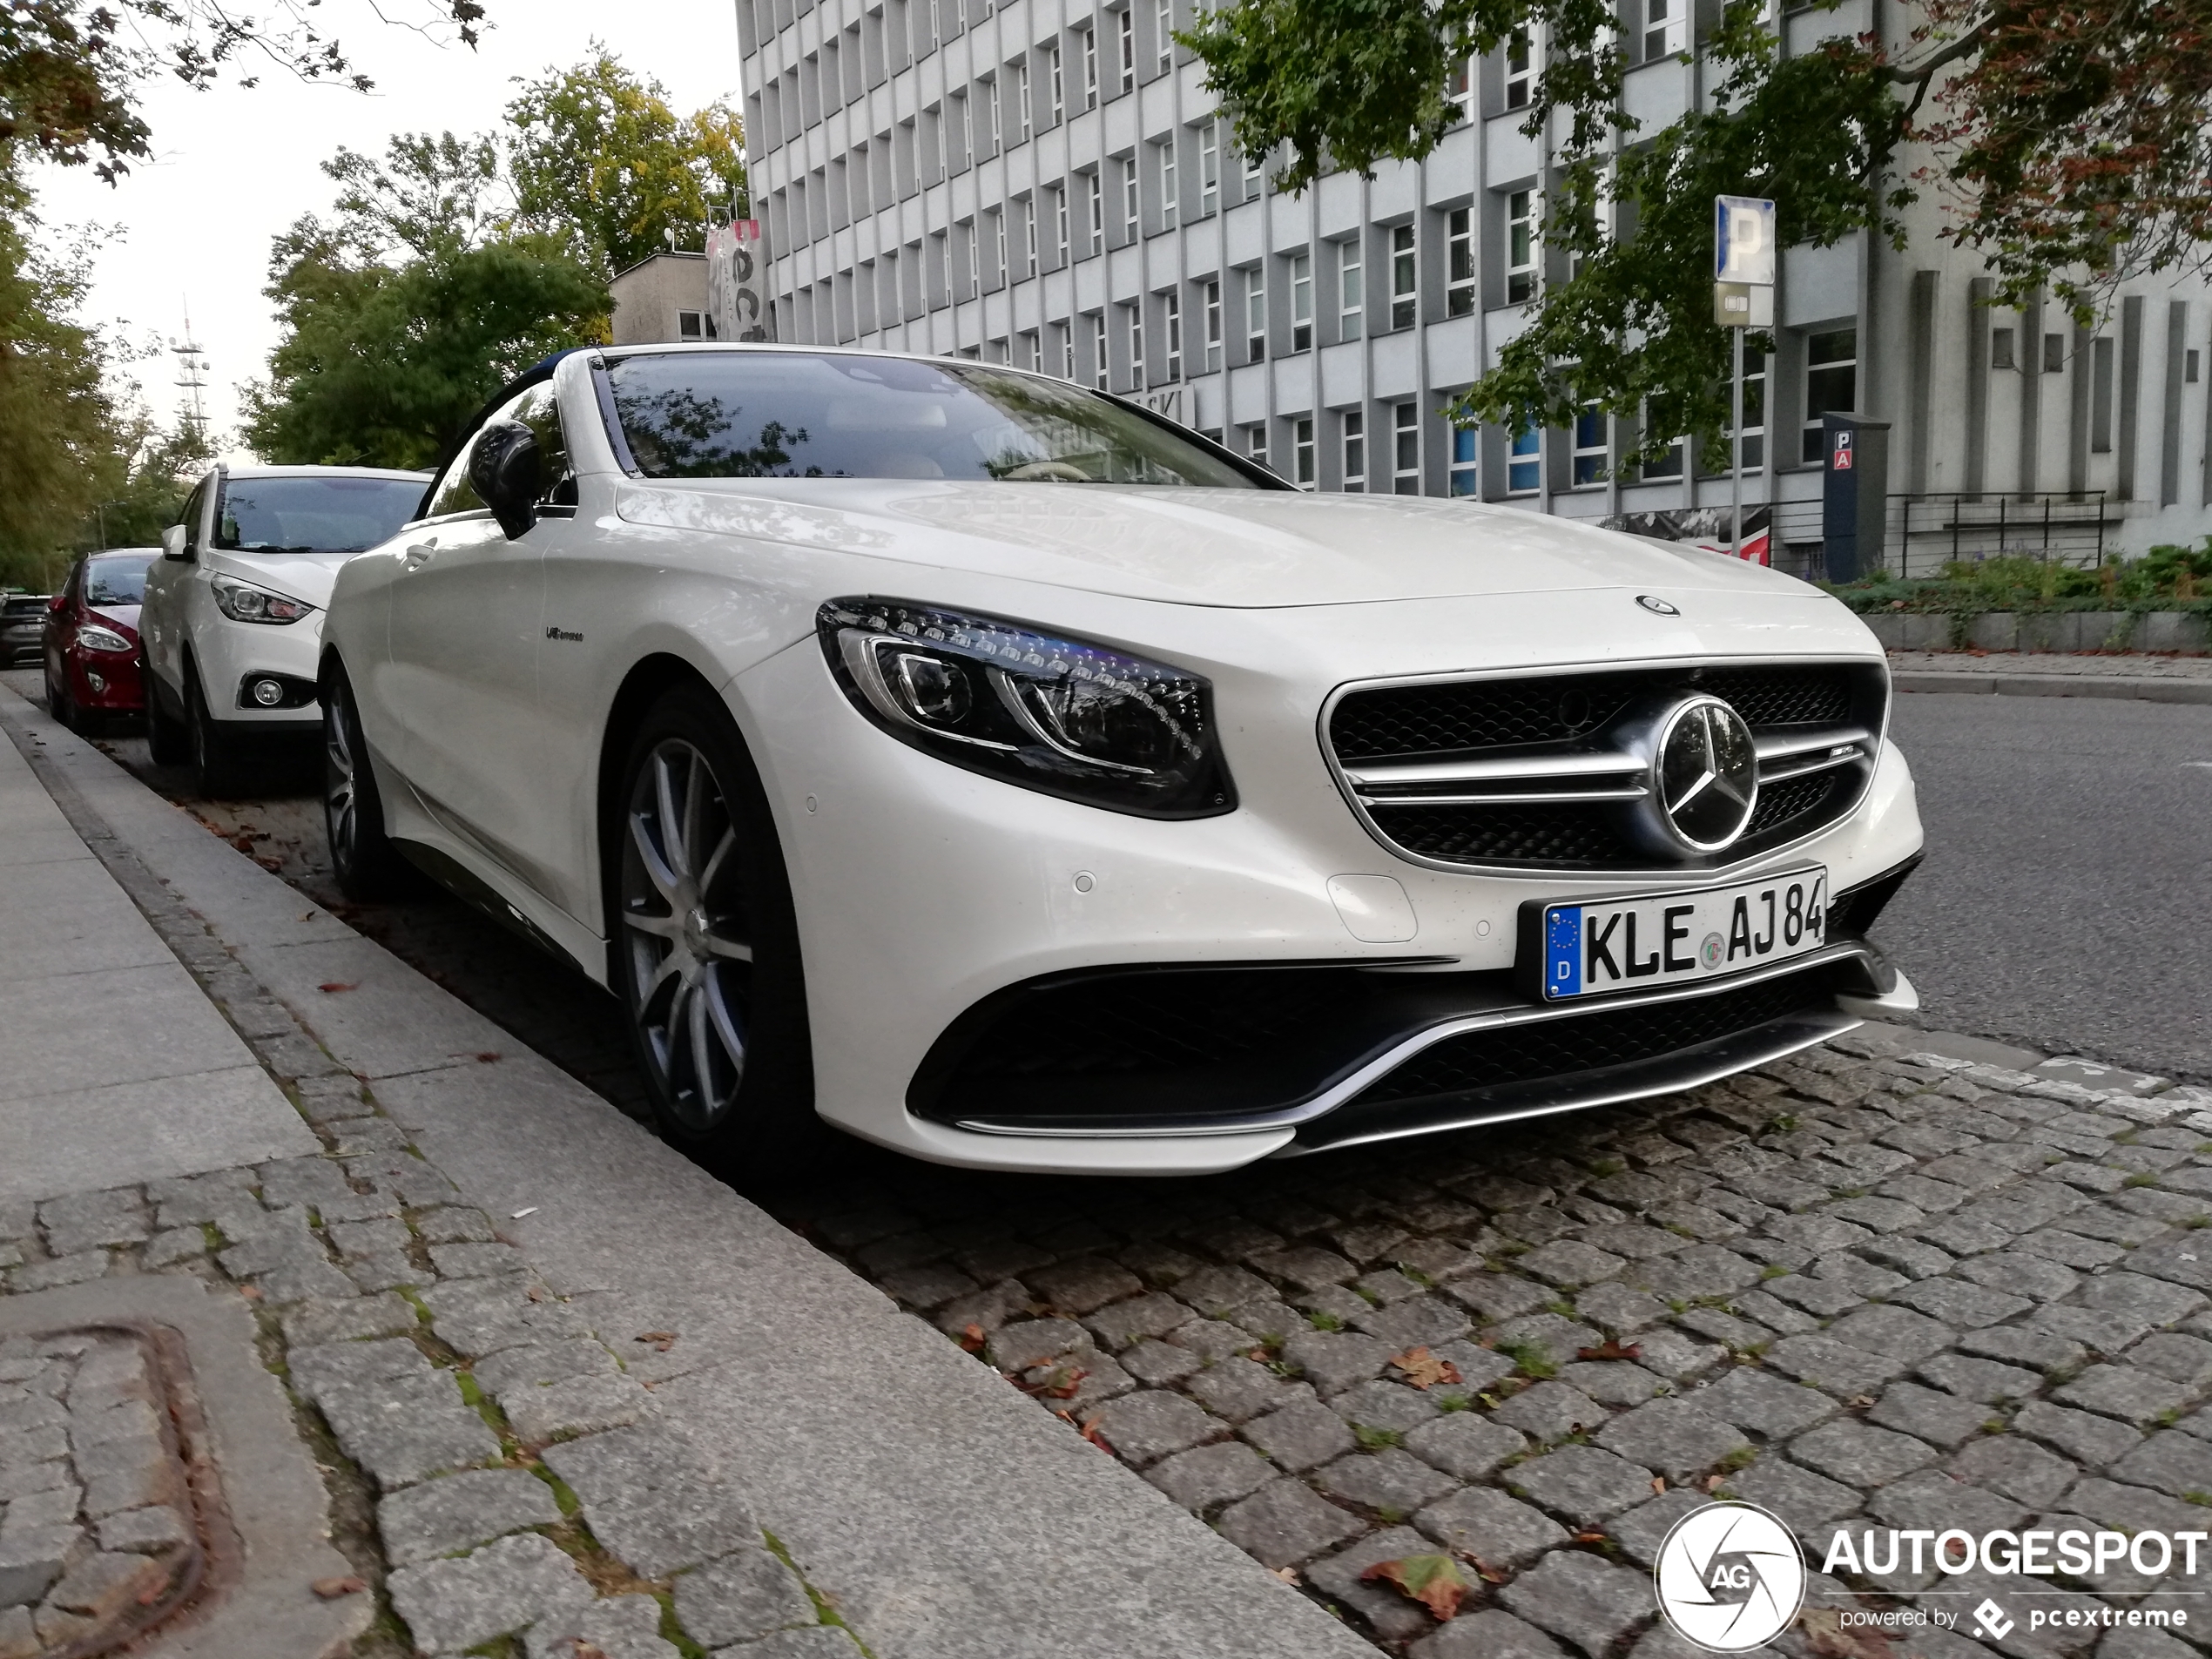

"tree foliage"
[506,45,750,274]
[1184,0,2212,461]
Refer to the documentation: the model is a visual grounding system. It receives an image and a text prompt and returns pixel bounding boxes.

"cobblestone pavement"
[769,1038,2212,1656]
[0,738,866,1658]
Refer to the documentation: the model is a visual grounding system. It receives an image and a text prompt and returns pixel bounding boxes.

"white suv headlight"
[210,574,316,625]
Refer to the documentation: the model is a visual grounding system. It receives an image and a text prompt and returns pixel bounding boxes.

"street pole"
[1730,327,1743,557]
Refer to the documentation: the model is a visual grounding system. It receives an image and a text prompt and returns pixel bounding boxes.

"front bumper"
[192,613,326,738]
[66,648,145,712]
[733,626,1926,1177]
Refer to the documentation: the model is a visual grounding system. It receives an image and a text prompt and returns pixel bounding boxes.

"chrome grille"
[1326,660,1887,872]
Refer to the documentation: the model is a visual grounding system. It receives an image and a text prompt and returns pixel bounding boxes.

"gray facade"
[733,0,2212,560]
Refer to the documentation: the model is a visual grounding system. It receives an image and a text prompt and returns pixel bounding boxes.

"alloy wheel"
[324,689,361,871]
[620,738,755,1131]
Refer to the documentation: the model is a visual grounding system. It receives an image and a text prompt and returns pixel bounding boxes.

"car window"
[85,555,153,606]
[179,482,206,551]
[511,383,575,505]
[214,475,425,552]
[603,351,1271,488]
[426,388,541,519]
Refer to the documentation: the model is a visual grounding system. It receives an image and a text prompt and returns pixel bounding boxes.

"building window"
[1242,145,1264,203]
[1117,7,1135,91]
[1290,252,1312,353]
[1448,56,1473,121]
[1293,416,1316,487]
[934,231,951,307]
[1082,24,1098,107]
[1390,225,1416,330]
[1021,330,1041,370]
[1021,199,1036,277]
[1156,0,1174,72]
[1200,121,1219,216]
[1449,426,1478,495]
[1127,301,1144,385]
[1574,401,1608,484]
[1121,155,1139,239]
[1642,0,1685,61]
[678,310,711,340]
[1343,410,1366,491]
[1393,404,1420,493]
[1061,322,1076,379]
[1506,190,1536,305]
[1447,208,1476,317]
[1092,312,1109,389]
[1641,404,1683,478]
[1507,424,1540,492]
[1244,266,1266,361]
[1246,424,1269,469]
[2188,349,2201,385]
[1163,289,1183,379]
[1991,327,2016,370]
[1087,171,1104,253]
[994,208,1008,287]
[1054,185,1069,263]
[1339,239,1363,341]
[1204,278,1223,372]
[1160,135,1177,230]
[965,219,981,298]
[1049,44,1063,123]
[1505,30,1534,108]
[2041,331,2065,373]
[1731,350,1765,470]
[1802,327,1856,462]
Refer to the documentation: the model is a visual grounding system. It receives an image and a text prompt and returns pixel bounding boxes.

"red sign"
[1832,431,1853,470]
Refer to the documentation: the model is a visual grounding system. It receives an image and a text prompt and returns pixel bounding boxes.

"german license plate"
[1524,867,1829,1002]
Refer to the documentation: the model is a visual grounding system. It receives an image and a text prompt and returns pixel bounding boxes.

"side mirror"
[160,524,190,562]
[470,421,542,541]
[46,594,65,613]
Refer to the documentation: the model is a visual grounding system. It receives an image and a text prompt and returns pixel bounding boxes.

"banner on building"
[705,220,771,342]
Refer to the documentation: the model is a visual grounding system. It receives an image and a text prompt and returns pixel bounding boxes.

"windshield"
[605,351,1269,488]
[85,555,153,606]
[214,476,425,552]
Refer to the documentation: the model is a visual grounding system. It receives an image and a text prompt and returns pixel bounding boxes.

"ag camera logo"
[1656,1501,1806,1652]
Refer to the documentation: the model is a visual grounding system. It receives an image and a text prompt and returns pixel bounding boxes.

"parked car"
[42,549,158,731]
[320,344,1925,1177]
[3,592,54,668]
[140,464,428,793]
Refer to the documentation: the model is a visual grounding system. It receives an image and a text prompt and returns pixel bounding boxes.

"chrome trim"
[948,939,1874,1138]
[1365,786,1650,806]
[1316,653,1892,881]
[1759,745,1870,786]
[1754,724,1873,760]
[1344,751,1646,789]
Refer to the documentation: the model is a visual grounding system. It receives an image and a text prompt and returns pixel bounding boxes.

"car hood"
[202,549,354,608]
[615,479,1818,609]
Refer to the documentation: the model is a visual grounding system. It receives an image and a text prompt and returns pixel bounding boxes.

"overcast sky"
[30,0,745,449]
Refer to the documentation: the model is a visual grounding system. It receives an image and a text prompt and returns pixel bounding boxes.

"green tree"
[506,45,749,274]
[1184,0,2212,463]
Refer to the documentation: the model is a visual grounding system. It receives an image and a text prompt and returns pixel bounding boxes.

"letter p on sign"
[1714,197,1777,287]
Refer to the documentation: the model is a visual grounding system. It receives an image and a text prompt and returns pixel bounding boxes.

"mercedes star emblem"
[1654,695,1760,852]
[1636,595,1680,615]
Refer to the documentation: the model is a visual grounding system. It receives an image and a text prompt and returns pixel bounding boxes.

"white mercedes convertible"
[320,344,1924,1177]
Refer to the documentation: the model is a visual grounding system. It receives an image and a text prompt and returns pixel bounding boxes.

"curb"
[1892,671,2212,704]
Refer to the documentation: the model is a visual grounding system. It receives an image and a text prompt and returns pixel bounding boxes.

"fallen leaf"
[1702,1473,1725,1493]
[475,1052,501,1062]
[239,1285,263,1300]
[1465,1556,1508,1585]
[1360,1554,1470,1621]
[1576,1338,1644,1362]
[1273,1567,1300,1585]
[1651,1476,1667,1494]
[1390,1346,1464,1390]
[956,1323,988,1354]
[636,1331,678,1352]
[137,1581,166,1605]
[570,1642,610,1659]
[298,911,315,921]
[1022,1365,1089,1399]
[1079,1416,1115,1453]
[1573,1531,1608,1545]
[255,855,285,873]
[318,981,357,994]
[1800,1608,1897,1659]
[1848,1394,1878,1408]
[311,1576,367,1598]
[524,1285,545,1302]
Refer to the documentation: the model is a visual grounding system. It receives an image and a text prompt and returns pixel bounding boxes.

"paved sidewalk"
[0,684,1374,1659]
[1888,651,2212,703]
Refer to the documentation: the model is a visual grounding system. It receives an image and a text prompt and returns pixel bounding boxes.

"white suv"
[142,464,427,792]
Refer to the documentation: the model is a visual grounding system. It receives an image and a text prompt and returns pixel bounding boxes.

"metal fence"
[1767,492,2119,583]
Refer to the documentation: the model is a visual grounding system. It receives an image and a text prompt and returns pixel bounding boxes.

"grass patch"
[1352,1424,1406,1450]
[1305,1311,1345,1332]
[2124,1173,2160,1189]
[1497,1339,1557,1380]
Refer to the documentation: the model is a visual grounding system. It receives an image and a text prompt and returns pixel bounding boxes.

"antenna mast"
[172,306,210,428]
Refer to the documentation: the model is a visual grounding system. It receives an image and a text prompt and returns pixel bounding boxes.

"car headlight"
[210,575,315,625]
[76,624,132,653]
[816,598,1236,819]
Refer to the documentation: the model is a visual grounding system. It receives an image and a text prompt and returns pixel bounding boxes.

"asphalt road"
[1878,689,2212,1081]
[10,671,2207,1108]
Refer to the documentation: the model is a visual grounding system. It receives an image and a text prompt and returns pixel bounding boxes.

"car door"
[380,390,550,891]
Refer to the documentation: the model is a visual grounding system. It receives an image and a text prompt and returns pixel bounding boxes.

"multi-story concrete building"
[732,0,2212,569]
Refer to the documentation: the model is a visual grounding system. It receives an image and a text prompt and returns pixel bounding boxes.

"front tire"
[44,664,76,731]
[323,659,413,901]
[609,685,821,1178]
[185,664,247,798]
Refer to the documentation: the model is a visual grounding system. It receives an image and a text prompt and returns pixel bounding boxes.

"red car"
[44,550,157,732]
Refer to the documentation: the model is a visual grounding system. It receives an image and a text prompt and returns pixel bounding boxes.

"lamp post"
[1713,196,1776,558]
